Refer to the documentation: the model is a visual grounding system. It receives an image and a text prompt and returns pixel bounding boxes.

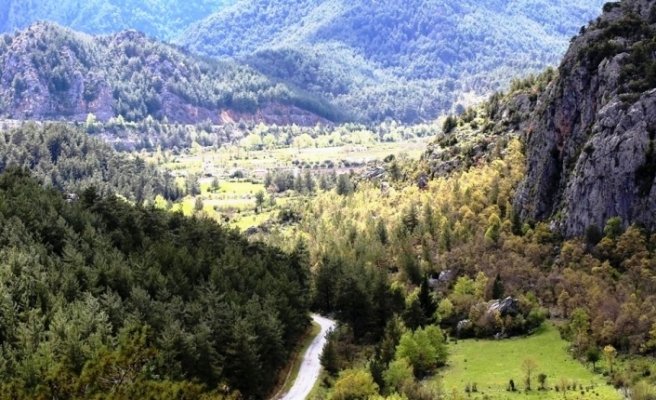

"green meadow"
[440,324,620,400]
[148,137,432,231]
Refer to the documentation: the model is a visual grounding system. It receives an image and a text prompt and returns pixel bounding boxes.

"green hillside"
[180,0,607,122]
[0,0,235,40]
[0,169,310,399]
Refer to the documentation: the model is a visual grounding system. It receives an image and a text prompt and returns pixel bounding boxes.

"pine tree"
[319,174,330,191]
[336,174,354,196]
[304,170,316,193]
[255,190,265,212]
[294,173,305,193]
[419,276,437,323]
[402,203,419,233]
[321,333,340,376]
[492,273,504,299]
[194,197,204,212]
[403,294,425,330]
[377,219,389,245]
[443,115,458,133]
[484,213,502,246]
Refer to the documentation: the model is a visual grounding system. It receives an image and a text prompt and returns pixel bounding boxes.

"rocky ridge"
[424,0,656,237]
[421,69,553,178]
[0,23,335,125]
[515,0,656,236]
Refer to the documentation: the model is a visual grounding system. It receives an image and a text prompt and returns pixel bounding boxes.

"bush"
[330,369,379,400]
[443,115,458,134]
[395,326,447,378]
[603,2,621,13]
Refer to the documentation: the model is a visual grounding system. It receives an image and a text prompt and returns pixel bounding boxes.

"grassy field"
[231,210,274,230]
[440,324,620,400]
[155,138,432,175]
[216,180,264,196]
[149,137,433,231]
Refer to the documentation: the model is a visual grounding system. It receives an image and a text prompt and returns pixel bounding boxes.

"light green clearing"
[151,138,431,230]
[440,324,620,399]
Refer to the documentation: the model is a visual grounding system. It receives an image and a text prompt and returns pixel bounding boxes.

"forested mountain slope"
[180,0,607,123]
[0,122,181,202]
[265,4,656,394]
[0,0,235,40]
[0,23,338,125]
[0,169,310,399]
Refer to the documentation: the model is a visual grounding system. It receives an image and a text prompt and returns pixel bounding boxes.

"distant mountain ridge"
[0,0,235,40]
[179,0,607,123]
[0,23,339,125]
[0,1,609,124]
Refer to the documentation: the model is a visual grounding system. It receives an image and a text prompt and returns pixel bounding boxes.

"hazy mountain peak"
[180,0,607,122]
[0,0,236,40]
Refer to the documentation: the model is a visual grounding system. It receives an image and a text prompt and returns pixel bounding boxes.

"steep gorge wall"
[515,0,656,236]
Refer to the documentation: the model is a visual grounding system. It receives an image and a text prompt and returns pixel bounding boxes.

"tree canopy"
[0,169,310,399]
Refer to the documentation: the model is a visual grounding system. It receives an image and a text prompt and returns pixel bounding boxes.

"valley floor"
[150,136,432,231]
[440,323,620,400]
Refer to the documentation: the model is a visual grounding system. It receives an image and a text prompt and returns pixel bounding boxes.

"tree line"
[0,123,182,202]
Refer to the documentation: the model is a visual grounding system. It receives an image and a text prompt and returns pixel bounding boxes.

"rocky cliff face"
[515,0,656,236]
[421,70,551,180]
[0,23,334,125]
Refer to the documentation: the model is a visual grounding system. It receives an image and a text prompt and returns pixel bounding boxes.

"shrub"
[443,115,458,134]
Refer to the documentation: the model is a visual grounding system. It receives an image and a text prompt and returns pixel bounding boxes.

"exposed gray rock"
[456,319,472,335]
[422,74,543,179]
[244,226,260,236]
[417,175,428,190]
[515,0,656,236]
[427,277,439,289]
[380,181,391,195]
[364,166,386,180]
[438,269,456,283]
[488,297,519,317]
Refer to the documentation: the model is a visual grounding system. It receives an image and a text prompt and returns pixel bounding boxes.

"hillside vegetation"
[0,23,338,124]
[0,169,310,399]
[0,0,235,40]
[180,0,606,122]
[235,68,656,397]
[0,122,181,202]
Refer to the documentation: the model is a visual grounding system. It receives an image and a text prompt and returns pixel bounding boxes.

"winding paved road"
[278,314,336,400]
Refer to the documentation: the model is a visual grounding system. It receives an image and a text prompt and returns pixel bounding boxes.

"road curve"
[278,314,336,400]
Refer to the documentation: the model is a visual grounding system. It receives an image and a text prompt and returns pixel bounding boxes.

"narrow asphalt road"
[278,314,336,400]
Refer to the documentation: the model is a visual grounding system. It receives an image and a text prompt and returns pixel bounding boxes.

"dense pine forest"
[0,123,181,202]
[0,169,310,399]
[180,0,606,122]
